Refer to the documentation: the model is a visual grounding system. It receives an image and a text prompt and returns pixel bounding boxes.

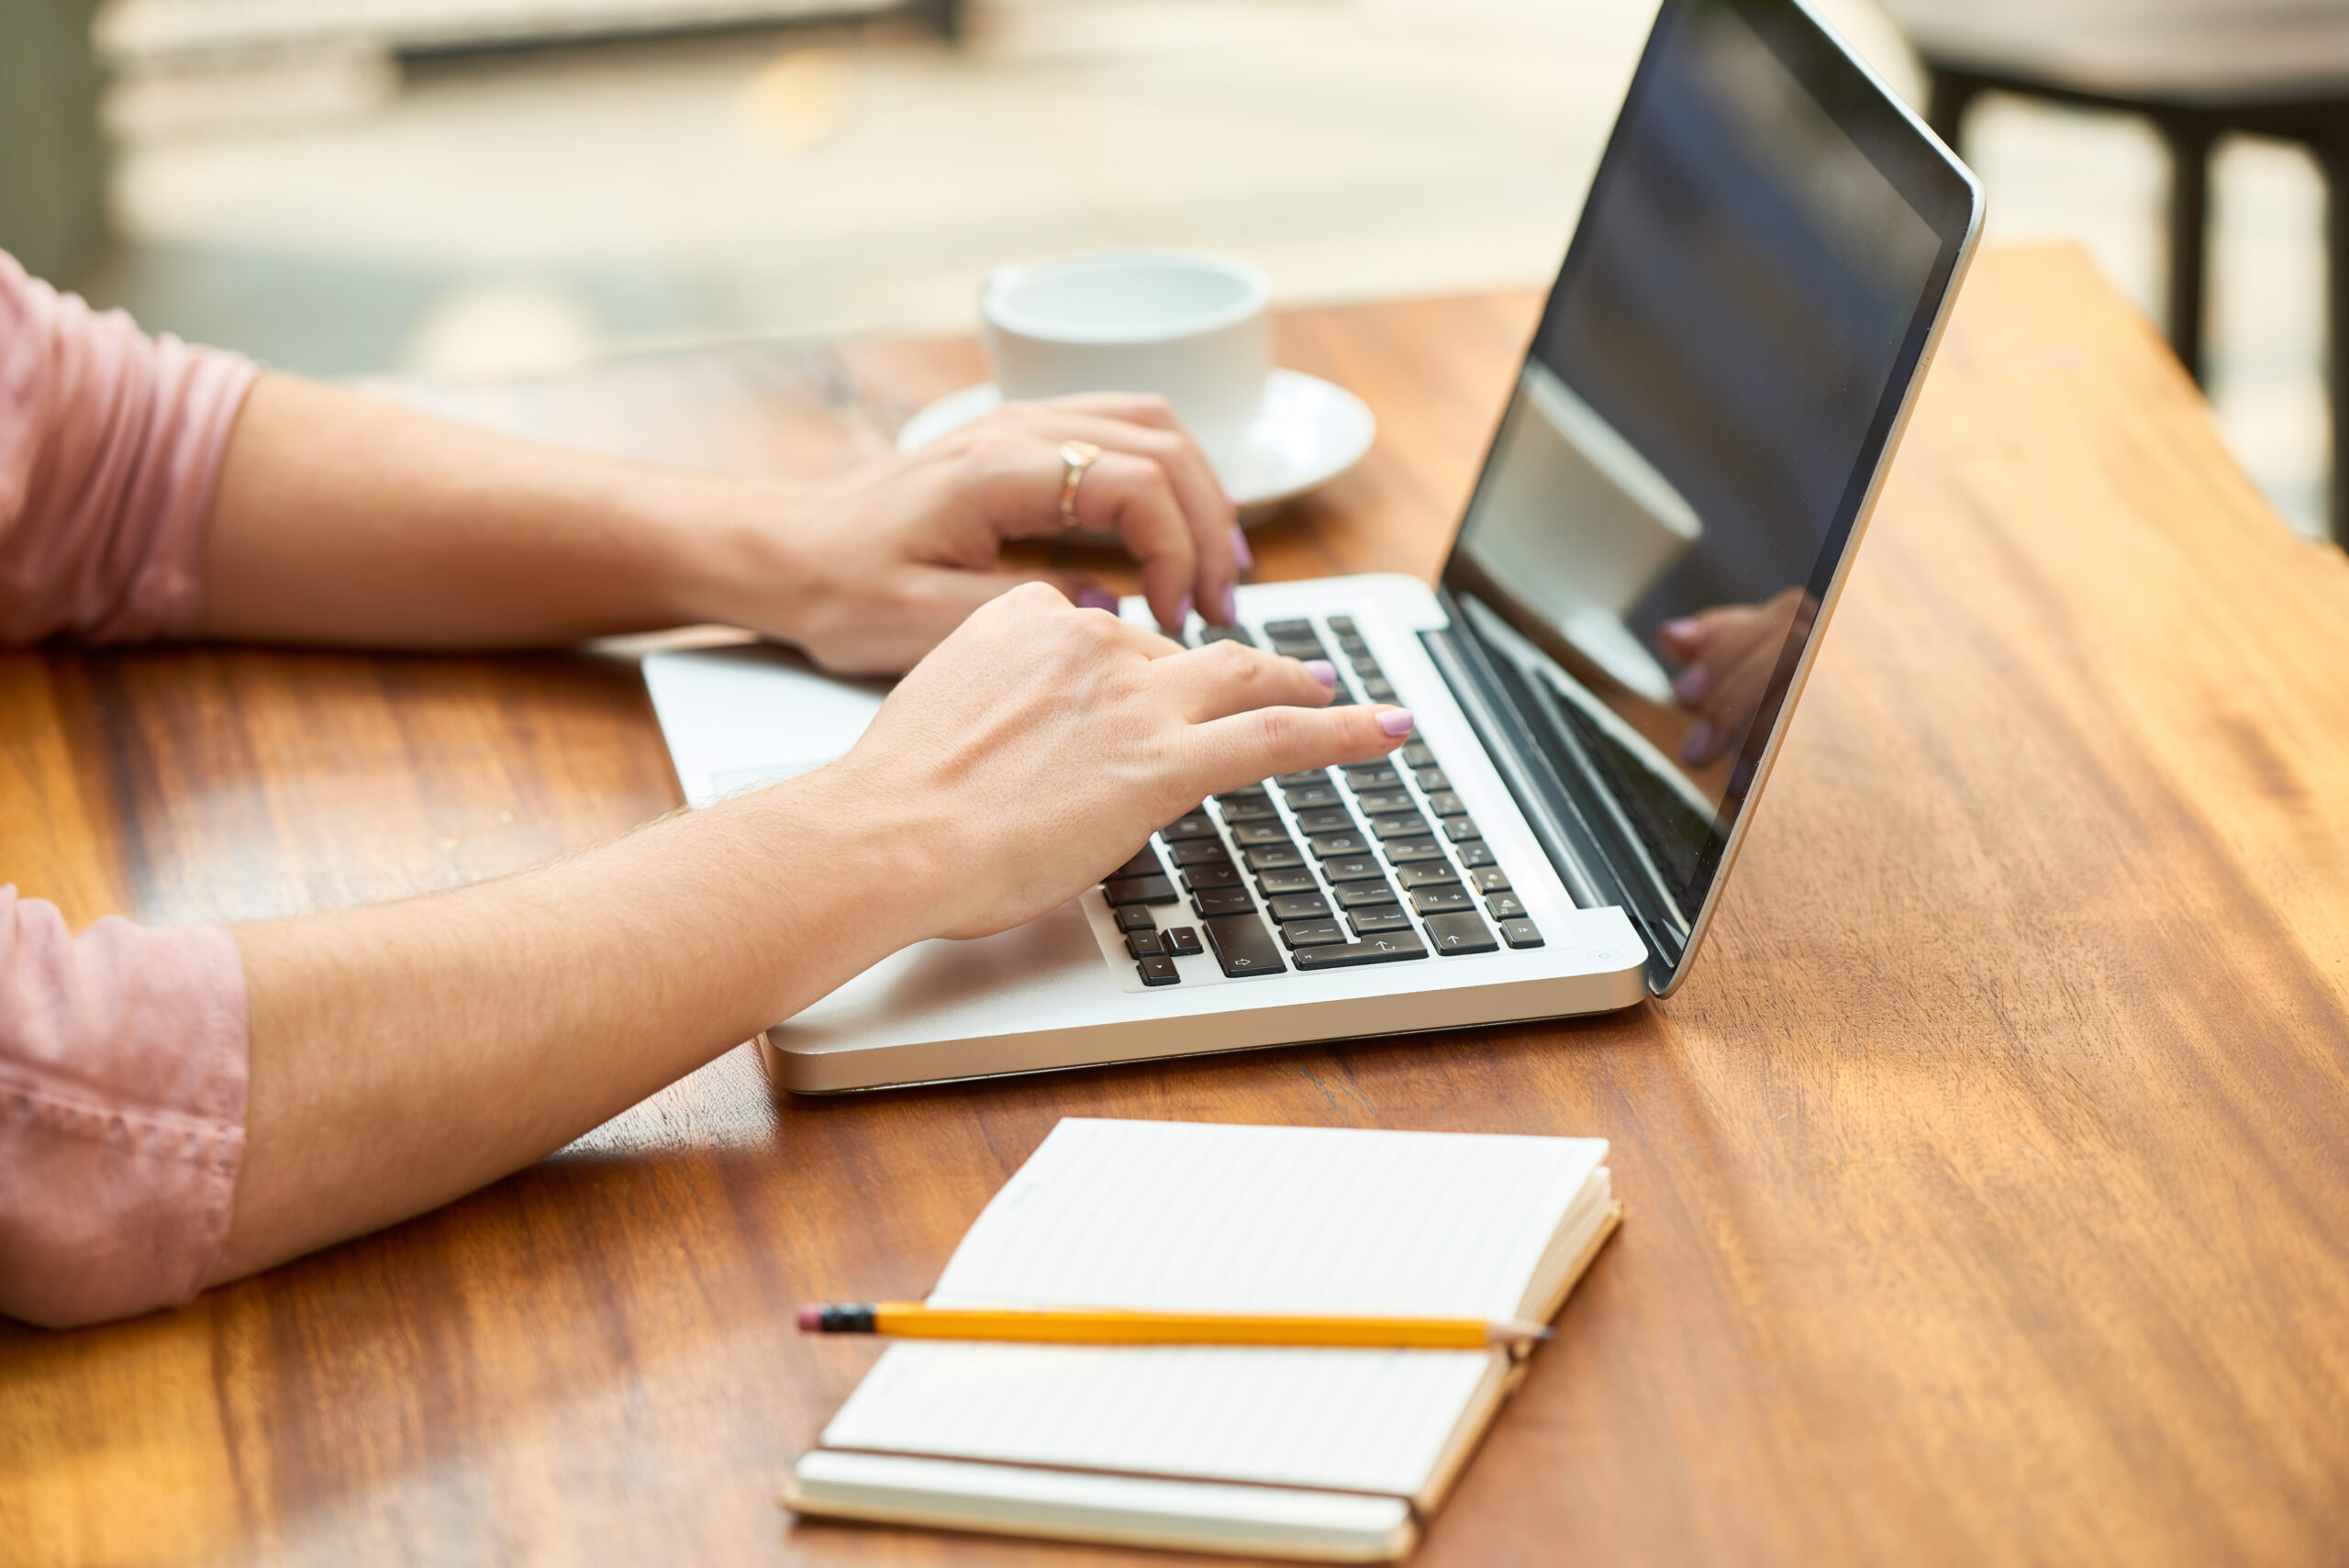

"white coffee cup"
[981,250,1273,470]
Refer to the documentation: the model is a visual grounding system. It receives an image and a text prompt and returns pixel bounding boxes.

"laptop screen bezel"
[1433,0,1986,995]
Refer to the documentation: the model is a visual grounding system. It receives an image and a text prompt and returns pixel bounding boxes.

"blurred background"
[1,0,2333,536]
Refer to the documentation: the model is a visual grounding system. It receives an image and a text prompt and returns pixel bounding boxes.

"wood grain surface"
[4,247,2347,1566]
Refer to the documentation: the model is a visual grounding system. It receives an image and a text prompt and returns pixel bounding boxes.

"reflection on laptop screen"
[1442,0,1973,936]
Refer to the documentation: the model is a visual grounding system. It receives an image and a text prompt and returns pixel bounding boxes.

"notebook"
[784,1118,1620,1562]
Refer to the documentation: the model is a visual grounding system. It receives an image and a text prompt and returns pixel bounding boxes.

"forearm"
[210,766,929,1282]
[198,373,780,648]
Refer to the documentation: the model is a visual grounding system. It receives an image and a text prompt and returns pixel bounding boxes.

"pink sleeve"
[0,248,258,646]
[0,888,249,1328]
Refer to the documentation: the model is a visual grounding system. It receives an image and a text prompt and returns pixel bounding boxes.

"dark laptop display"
[1436,0,1979,988]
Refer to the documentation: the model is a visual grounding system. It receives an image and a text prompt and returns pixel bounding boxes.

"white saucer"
[894,368,1376,528]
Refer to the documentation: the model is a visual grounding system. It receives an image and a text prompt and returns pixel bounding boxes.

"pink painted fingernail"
[1672,665,1710,705]
[1378,708,1416,737]
[1219,584,1239,625]
[1230,524,1254,573]
[1679,719,1714,763]
[1078,586,1120,613]
[1662,617,1699,641]
[1305,659,1337,688]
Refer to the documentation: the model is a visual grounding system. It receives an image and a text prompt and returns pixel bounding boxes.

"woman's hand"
[1656,585,1819,766]
[698,394,1249,675]
[815,582,1414,941]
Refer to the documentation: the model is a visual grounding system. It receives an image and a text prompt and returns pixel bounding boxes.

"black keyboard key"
[1193,884,1257,913]
[1425,911,1498,954]
[1294,930,1429,969]
[1169,840,1232,868]
[1162,814,1219,841]
[1324,616,1357,634]
[1370,813,1430,840]
[1424,791,1467,817]
[1353,788,1415,816]
[1333,881,1398,909]
[1268,892,1332,922]
[1217,784,1269,801]
[1204,913,1286,976]
[1283,783,1342,809]
[1413,767,1451,792]
[1397,863,1463,891]
[1270,639,1328,662]
[1385,838,1448,863]
[1196,623,1255,647]
[1486,893,1528,919]
[1470,865,1511,893]
[1335,634,1371,658]
[1361,678,1397,702]
[1294,806,1355,835]
[1262,619,1317,639]
[1280,918,1347,949]
[1114,905,1157,933]
[1138,955,1182,985]
[1108,847,1164,881]
[1182,863,1242,891]
[1127,929,1166,958]
[1443,817,1483,843]
[1341,763,1399,789]
[1244,843,1307,872]
[1350,655,1383,678]
[1164,925,1204,956]
[1500,917,1544,950]
[1400,743,1438,769]
[1232,821,1294,848]
[1308,831,1372,859]
[1275,769,1328,786]
[1320,854,1386,883]
[1349,906,1414,935]
[1105,875,1178,906]
[1456,841,1497,868]
[1409,884,1476,916]
[1218,795,1283,823]
[1324,684,1357,706]
[1255,867,1319,895]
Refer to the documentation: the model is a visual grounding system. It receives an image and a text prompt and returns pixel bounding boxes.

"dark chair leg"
[1924,67,1982,151]
[923,0,965,43]
[2321,142,2349,547]
[2160,115,2217,385]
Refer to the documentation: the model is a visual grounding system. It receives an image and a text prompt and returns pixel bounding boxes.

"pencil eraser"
[796,1304,821,1332]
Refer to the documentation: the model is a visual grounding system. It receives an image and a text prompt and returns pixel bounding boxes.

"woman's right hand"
[813,582,1415,942]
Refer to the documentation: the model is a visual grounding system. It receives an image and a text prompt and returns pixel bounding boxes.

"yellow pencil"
[796,1302,1551,1349]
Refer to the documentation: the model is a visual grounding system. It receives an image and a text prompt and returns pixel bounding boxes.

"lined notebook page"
[930,1118,1607,1318]
[819,1120,1609,1497]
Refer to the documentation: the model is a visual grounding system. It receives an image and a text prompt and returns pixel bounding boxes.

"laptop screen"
[1439,0,1977,973]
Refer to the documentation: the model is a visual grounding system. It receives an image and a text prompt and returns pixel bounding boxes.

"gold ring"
[1057,439,1102,530]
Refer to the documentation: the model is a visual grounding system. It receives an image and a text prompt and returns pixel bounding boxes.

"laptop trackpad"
[642,642,890,806]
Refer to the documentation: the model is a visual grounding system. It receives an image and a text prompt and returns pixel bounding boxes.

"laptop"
[644,0,1985,1092]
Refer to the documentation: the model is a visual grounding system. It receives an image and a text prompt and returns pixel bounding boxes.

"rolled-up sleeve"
[0,248,256,645]
[0,890,248,1327]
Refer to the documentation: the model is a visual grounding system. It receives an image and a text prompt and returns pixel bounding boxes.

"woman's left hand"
[697,393,1249,674]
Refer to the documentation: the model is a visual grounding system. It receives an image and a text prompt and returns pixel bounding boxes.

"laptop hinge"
[1421,614,1685,995]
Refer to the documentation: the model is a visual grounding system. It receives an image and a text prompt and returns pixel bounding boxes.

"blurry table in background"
[5,248,2349,1565]
[1882,0,2349,540]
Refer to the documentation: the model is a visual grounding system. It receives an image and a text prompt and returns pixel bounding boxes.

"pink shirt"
[1,250,257,1328]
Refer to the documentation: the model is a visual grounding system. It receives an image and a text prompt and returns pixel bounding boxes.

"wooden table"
[6,247,2348,1565]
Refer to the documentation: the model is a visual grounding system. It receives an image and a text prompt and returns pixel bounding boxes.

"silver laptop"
[646,0,1984,1092]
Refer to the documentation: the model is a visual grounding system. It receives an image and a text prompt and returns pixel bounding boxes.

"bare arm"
[200,374,1249,671]
[211,587,1409,1284]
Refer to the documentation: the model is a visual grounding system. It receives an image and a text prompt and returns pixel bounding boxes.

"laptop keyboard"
[1096,614,1546,987]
